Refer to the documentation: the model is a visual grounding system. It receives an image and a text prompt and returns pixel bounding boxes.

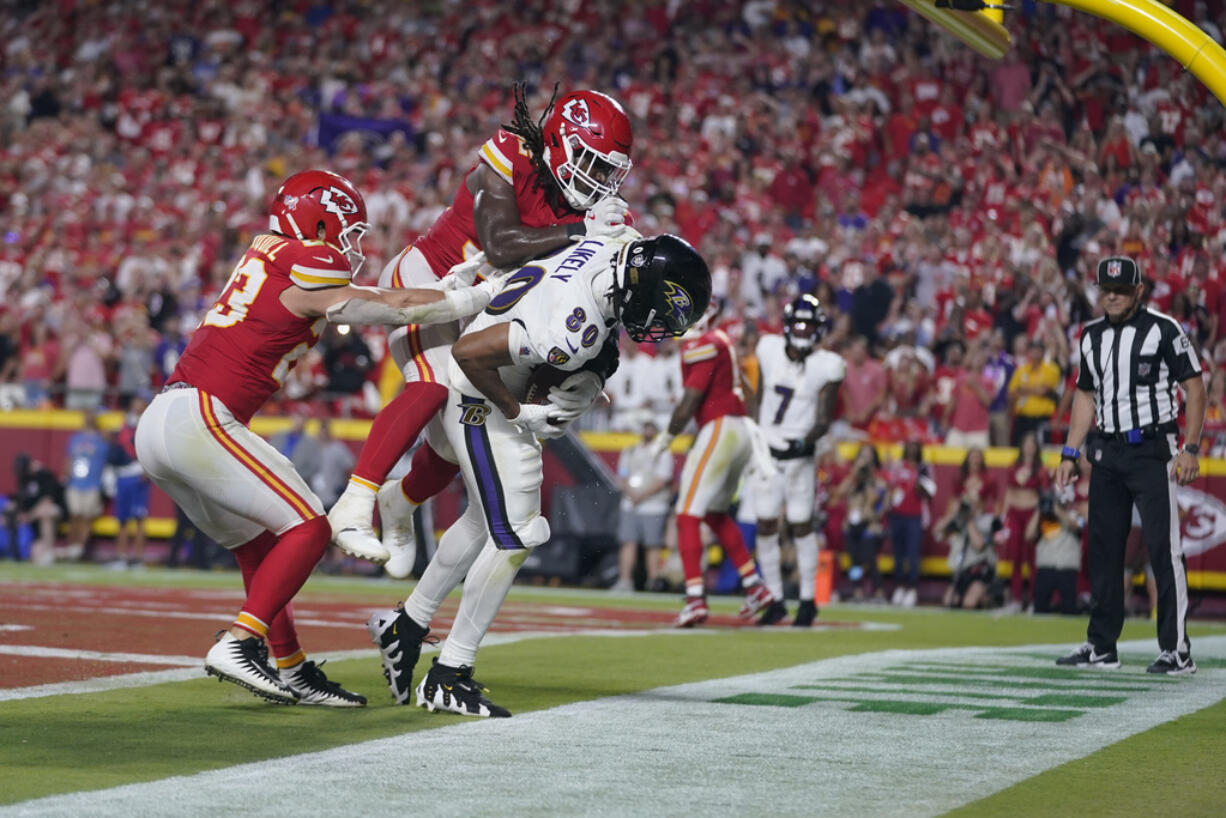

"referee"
[1054,256,1204,675]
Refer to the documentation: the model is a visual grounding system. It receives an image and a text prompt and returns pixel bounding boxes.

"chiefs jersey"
[171,234,349,424]
[414,128,585,277]
[680,328,747,428]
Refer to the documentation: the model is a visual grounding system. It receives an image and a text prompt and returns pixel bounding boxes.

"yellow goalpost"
[900,0,1226,107]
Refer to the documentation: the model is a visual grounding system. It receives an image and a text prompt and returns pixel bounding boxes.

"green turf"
[3,564,1226,812]
[952,697,1226,817]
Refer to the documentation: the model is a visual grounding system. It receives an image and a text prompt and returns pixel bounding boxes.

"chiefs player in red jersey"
[328,85,634,572]
[135,170,504,705]
[651,301,778,627]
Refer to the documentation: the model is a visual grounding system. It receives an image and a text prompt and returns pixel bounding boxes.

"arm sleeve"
[477,132,516,185]
[1164,321,1203,382]
[1076,331,1095,390]
[681,340,718,393]
[288,244,352,290]
[825,352,848,383]
[682,356,716,393]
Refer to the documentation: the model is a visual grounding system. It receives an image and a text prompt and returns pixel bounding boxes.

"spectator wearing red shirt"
[928,85,964,146]
[928,340,963,436]
[769,152,813,231]
[885,441,934,607]
[945,343,996,450]
[841,335,888,430]
[883,92,918,167]
[19,322,59,409]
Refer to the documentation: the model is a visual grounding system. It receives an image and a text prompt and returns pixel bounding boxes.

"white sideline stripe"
[0,649,374,703]
[7,637,1224,818]
[12,602,358,629]
[0,629,693,703]
[0,645,199,666]
[0,625,32,632]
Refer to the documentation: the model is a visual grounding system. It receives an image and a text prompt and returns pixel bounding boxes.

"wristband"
[1183,443,1201,455]
[566,221,585,239]
[1060,446,1081,461]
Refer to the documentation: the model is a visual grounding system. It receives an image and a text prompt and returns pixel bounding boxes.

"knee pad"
[500,515,550,550]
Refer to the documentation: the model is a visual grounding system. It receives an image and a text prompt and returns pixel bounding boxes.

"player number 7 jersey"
[754,334,846,451]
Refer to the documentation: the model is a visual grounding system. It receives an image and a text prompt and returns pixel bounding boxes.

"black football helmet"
[783,293,828,354]
[612,234,711,342]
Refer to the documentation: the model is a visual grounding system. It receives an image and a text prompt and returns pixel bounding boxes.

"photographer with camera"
[1026,486,1086,615]
[836,444,888,602]
[938,494,999,610]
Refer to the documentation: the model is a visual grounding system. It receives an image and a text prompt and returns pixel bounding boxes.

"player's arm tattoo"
[470,166,572,268]
[807,379,842,445]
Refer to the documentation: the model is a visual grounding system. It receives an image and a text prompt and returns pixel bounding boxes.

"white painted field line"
[0,645,199,666]
[9,602,359,629]
[0,629,695,703]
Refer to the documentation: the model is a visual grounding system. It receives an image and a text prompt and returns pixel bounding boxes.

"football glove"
[440,252,488,289]
[547,371,605,414]
[580,196,629,240]
[508,403,579,439]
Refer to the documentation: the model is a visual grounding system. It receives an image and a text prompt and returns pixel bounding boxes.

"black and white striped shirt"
[1076,307,1201,433]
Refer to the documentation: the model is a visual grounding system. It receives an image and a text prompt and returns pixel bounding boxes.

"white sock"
[333,477,376,519]
[756,532,783,600]
[437,544,527,668]
[795,532,819,601]
[403,506,487,628]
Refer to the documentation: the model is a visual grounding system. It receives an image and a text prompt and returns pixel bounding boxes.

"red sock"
[704,512,758,586]
[233,517,330,637]
[232,532,304,662]
[400,442,460,505]
[676,514,705,595]
[351,382,448,485]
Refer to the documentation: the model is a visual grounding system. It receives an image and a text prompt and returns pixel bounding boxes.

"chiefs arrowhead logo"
[319,186,358,216]
[1177,485,1226,557]
[561,98,591,128]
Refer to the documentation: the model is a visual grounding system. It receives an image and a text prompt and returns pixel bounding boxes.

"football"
[523,365,570,405]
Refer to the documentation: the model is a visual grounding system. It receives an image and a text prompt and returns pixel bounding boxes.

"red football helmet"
[542,90,633,211]
[268,169,370,273]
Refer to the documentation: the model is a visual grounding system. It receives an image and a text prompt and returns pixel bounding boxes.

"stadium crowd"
[0,0,1221,609]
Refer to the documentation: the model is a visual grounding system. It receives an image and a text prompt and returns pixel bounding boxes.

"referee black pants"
[1085,434,1190,654]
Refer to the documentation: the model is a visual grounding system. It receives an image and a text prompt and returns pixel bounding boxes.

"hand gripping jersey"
[414,129,586,277]
[754,334,846,451]
[171,234,349,424]
[448,236,627,397]
[680,328,747,428]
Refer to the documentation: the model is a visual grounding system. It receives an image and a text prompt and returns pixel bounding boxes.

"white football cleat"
[328,483,388,562]
[377,479,417,579]
[204,632,296,704]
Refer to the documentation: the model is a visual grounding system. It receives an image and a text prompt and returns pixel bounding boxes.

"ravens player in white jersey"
[749,294,845,626]
[366,232,710,716]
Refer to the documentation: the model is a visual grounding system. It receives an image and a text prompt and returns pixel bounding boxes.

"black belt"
[160,381,195,394]
[770,442,816,461]
[1098,421,1178,444]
